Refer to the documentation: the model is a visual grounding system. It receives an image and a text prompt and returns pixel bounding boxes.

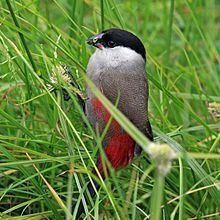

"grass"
[0,0,220,219]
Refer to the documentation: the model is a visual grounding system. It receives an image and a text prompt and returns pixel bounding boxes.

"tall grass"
[0,0,219,219]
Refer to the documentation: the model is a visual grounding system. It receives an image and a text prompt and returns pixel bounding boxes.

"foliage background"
[0,0,219,219]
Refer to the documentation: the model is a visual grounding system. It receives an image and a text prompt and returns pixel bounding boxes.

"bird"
[76,28,153,218]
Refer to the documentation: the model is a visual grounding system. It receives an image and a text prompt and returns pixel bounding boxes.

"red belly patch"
[92,98,135,176]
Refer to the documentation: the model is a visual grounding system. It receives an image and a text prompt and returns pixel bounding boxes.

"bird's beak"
[86,33,104,49]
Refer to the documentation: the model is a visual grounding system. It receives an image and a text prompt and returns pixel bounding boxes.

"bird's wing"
[99,69,153,147]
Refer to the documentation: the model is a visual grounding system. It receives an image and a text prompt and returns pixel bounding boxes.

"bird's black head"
[87,28,146,61]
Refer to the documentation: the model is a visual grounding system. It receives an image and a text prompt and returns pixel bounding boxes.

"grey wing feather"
[100,67,153,151]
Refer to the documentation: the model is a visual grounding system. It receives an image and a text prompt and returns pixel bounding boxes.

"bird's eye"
[107,40,116,47]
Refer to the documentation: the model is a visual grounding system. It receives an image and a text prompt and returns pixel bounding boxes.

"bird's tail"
[75,179,100,219]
